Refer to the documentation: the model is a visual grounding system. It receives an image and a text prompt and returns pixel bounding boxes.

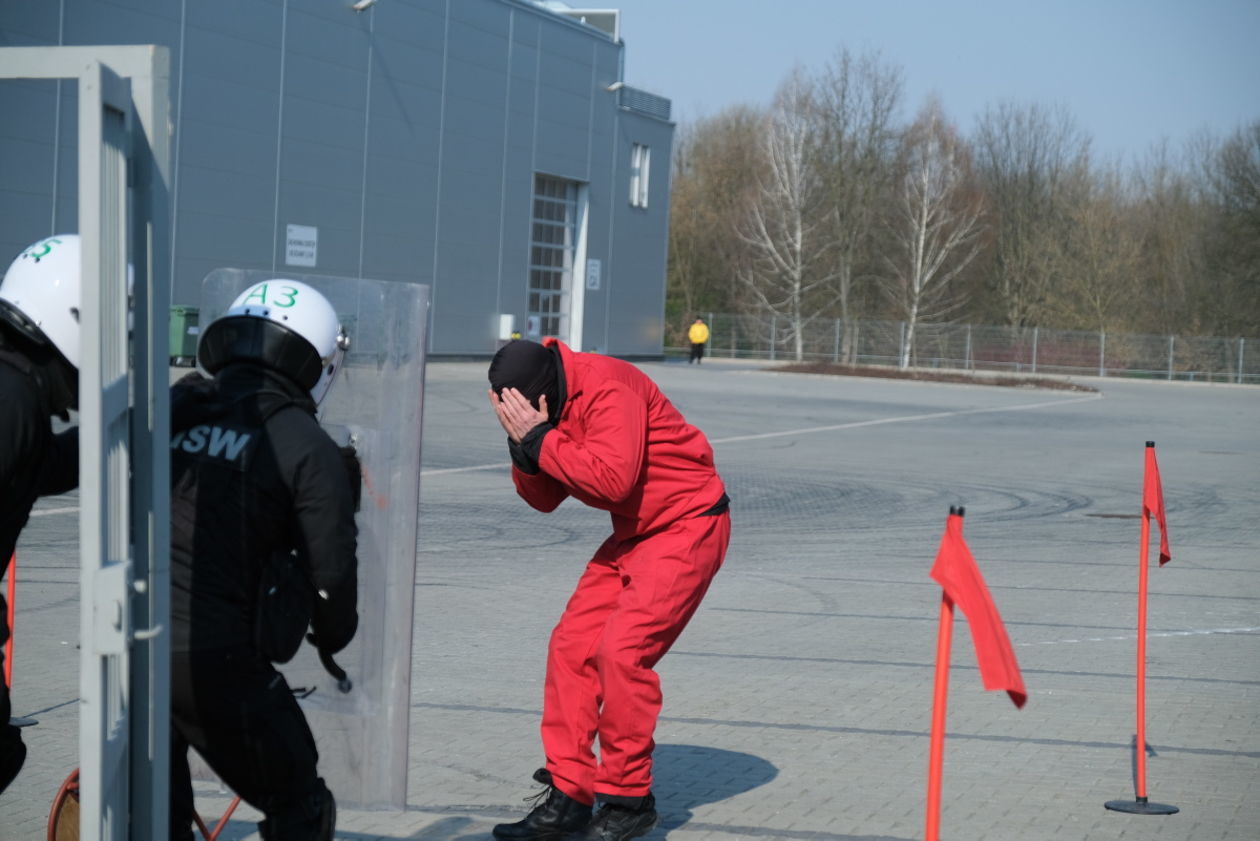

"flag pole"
[1135,484,1151,800]
[1105,442,1178,815]
[925,505,963,841]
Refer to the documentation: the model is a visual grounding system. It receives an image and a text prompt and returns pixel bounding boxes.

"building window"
[630,143,650,208]
[528,174,579,339]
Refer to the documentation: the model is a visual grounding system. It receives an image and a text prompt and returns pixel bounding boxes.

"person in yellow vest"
[687,317,709,364]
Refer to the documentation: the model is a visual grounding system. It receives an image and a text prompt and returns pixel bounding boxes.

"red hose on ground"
[46,769,79,841]
[4,553,14,689]
[201,796,243,841]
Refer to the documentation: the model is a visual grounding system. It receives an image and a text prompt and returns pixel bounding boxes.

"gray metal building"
[0,0,674,356]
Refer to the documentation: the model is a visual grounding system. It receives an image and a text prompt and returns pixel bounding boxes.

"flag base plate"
[1105,798,1179,815]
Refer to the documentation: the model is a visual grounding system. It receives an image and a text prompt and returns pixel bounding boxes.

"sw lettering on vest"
[171,425,253,462]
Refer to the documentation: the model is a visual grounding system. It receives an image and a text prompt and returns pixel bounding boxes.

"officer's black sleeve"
[271,410,359,654]
[35,427,79,497]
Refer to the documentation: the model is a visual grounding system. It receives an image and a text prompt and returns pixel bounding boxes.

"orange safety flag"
[929,513,1027,708]
[1143,445,1171,566]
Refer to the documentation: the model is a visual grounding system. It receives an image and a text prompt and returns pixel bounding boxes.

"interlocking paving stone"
[2,360,1256,840]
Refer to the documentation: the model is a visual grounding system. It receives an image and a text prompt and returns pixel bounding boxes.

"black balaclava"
[488,339,562,422]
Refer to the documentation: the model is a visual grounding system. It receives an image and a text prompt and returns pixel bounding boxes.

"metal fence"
[672,314,1258,384]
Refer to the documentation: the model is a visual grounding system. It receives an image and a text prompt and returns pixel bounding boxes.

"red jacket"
[512,339,726,540]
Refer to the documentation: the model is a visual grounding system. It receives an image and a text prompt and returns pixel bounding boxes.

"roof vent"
[555,8,619,41]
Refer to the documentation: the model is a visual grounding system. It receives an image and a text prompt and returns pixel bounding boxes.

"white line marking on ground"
[28,506,80,517]
[27,393,1104,494]
[1017,626,1260,647]
[420,393,1102,473]
[709,392,1103,445]
[421,462,510,476]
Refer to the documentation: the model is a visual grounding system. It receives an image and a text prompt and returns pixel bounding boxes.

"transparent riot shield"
[197,269,429,809]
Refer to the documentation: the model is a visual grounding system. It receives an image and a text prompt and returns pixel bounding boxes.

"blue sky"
[613,0,1260,162]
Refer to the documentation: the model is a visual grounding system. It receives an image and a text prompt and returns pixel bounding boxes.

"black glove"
[339,444,363,512]
[309,588,358,655]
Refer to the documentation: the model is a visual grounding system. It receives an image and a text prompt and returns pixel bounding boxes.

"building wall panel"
[0,0,672,357]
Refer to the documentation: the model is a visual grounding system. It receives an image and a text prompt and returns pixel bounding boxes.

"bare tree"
[881,100,983,367]
[970,101,1092,328]
[737,71,836,360]
[1048,164,1142,331]
[812,48,903,361]
[1129,140,1211,334]
[667,107,763,343]
[668,122,709,330]
[1203,121,1260,336]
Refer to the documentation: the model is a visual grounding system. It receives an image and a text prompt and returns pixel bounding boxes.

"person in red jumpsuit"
[487,338,730,841]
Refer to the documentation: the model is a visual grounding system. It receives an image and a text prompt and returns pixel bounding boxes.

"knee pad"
[259,783,335,841]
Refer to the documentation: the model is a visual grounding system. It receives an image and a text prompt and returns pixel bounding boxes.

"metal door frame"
[0,46,171,841]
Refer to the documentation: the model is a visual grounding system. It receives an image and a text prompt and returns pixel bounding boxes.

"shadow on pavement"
[649,744,914,840]
[651,742,777,830]
[198,747,904,840]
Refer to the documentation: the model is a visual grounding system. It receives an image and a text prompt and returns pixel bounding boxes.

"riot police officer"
[168,279,358,840]
[0,235,81,796]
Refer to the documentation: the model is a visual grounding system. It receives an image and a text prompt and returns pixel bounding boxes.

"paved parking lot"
[3,359,1258,840]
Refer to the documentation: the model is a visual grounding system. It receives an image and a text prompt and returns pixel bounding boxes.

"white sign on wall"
[285,224,318,267]
[586,258,601,290]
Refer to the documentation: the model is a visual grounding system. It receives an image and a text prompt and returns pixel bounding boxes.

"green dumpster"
[169,305,200,366]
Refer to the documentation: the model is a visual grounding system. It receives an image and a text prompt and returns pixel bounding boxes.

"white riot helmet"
[0,234,81,368]
[197,279,350,405]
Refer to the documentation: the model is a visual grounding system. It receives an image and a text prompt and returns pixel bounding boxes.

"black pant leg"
[0,596,26,795]
[0,689,24,795]
[171,648,326,823]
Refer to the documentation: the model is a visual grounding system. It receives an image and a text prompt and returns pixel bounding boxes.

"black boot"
[258,784,335,841]
[574,793,657,841]
[493,768,593,841]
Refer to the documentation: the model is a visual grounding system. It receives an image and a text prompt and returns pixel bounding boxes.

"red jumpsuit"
[510,339,730,805]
